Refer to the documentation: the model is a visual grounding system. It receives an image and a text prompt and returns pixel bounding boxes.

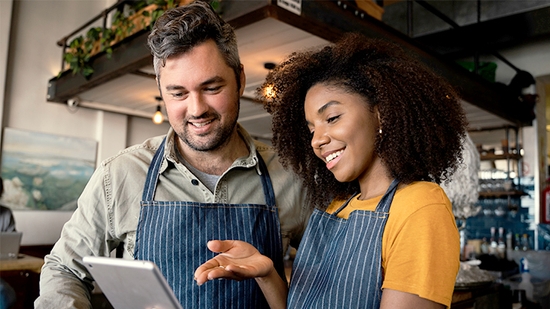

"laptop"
[0,232,23,260]
[82,256,183,309]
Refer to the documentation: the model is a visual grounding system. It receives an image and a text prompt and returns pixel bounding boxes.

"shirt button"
[191,179,199,186]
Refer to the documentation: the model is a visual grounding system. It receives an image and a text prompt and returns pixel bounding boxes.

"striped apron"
[134,138,283,309]
[287,180,399,308]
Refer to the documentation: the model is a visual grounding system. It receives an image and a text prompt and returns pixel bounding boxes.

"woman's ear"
[375,106,382,132]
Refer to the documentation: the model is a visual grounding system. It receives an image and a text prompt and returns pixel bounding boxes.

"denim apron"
[134,138,283,309]
[287,180,399,309]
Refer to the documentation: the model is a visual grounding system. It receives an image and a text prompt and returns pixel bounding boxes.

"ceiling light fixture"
[264,85,276,99]
[264,62,276,70]
[262,62,277,101]
[152,96,164,124]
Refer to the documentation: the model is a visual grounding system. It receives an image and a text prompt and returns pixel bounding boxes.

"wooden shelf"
[479,153,522,161]
[478,190,528,198]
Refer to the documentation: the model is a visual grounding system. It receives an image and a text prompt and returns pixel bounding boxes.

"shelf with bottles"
[475,227,532,257]
[463,222,534,256]
[478,190,528,198]
[478,177,528,199]
[478,138,522,162]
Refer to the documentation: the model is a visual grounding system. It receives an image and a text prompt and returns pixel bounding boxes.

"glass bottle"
[521,234,530,251]
[497,227,506,259]
[489,227,498,256]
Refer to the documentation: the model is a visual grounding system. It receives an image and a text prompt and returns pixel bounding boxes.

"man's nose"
[187,93,209,117]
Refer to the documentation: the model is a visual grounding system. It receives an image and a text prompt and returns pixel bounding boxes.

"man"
[35,1,309,308]
[0,177,17,309]
[0,177,16,232]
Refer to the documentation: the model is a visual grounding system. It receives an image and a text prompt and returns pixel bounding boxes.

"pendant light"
[262,62,277,101]
[152,96,164,124]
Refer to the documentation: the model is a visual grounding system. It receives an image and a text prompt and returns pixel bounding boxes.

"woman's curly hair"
[258,33,468,209]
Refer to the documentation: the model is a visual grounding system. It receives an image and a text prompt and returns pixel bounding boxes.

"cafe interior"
[0,0,550,308]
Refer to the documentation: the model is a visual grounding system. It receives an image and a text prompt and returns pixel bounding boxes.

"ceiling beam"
[413,5,550,59]
[46,0,535,127]
[296,1,534,126]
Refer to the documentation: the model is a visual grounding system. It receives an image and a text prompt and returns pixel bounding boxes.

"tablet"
[82,256,183,309]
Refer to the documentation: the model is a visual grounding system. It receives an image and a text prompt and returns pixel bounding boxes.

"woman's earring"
[378,128,382,134]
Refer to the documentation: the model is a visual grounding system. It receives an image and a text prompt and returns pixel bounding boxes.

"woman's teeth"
[326,150,343,163]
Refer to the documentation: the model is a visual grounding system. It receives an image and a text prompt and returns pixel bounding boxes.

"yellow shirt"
[326,181,460,308]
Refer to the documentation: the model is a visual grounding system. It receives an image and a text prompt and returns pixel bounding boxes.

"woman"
[195,33,466,309]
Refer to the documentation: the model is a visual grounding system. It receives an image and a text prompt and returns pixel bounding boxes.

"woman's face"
[305,83,384,185]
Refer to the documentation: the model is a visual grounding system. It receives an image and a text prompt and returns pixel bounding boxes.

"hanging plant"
[62,27,103,78]
[60,0,212,78]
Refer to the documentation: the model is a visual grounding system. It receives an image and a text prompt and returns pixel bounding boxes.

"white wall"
[127,116,171,146]
[2,0,170,246]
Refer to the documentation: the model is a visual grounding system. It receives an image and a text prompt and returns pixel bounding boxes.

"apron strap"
[256,154,276,207]
[332,179,399,216]
[142,137,166,201]
[377,179,399,212]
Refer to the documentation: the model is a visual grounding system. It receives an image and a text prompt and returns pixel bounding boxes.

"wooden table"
[0,254,44,309]
[0,254,44,273]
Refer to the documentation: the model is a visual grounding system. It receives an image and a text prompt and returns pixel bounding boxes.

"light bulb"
[264,84,275,99]
[152,105,164,124]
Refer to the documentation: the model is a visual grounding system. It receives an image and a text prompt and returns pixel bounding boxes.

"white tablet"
[82,256,183,309]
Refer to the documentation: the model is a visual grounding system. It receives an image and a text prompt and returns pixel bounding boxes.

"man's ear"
[156,77,162,100]
[239,64,246,96]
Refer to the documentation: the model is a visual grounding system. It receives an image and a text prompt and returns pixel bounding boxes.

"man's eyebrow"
[165,84,185,91]
[200,76,225,86]
[164,76,225,91]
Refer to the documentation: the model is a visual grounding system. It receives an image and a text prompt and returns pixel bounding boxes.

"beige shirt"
[36,125,310,309]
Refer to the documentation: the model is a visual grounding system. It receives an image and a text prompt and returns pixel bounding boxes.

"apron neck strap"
[142,137,166,201]
[332,179,400,216]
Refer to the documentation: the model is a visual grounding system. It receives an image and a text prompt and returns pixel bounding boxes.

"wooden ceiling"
[46,0,539,143]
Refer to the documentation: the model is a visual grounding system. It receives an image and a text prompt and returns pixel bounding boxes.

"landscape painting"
[0,128,97,211]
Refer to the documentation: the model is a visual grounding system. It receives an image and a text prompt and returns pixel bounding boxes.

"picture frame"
[0,128,97,211]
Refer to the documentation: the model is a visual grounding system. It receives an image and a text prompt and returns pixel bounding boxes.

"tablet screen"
[82,256,183,309]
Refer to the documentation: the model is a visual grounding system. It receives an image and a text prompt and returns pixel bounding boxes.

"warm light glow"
[264,84,276,99]
[152,105,164,124]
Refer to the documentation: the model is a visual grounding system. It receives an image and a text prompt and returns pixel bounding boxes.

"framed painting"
[0,128,97,211]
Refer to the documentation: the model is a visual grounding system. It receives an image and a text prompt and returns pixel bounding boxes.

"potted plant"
[62,0,200,78]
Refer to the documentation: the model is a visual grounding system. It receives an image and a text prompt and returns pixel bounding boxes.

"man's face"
[158,40,245,152]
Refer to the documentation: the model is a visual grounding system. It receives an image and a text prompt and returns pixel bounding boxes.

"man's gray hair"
[148,1,241,87]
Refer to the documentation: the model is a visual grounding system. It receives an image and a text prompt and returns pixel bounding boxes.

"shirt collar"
[159,124,261,174]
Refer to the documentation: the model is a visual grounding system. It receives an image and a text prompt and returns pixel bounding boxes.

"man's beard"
[178,105,239,152]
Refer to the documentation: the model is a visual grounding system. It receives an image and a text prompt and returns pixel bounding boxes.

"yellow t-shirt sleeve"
[381,201,459,307]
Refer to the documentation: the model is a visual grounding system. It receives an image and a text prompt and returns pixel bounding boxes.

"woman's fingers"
[195,240,266,285]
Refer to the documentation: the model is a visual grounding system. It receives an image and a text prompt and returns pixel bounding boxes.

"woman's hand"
[194,240,275,285]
